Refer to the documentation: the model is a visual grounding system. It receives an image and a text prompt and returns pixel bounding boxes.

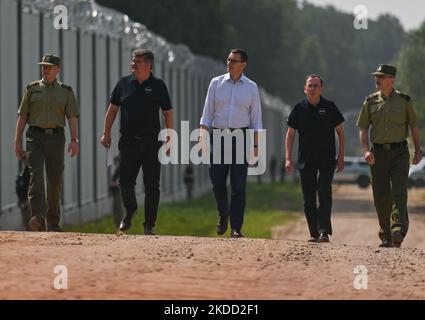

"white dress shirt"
[200,73,263,131]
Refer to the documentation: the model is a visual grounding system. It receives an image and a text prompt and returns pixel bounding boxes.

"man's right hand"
[100,134,111,148]
[285,159,294,173]
[364,150,375,166]
[14,140,26,159]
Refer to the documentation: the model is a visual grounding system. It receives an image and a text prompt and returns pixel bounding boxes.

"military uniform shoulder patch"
[26,81,41,90]
[365,91,379,102]
[60,83,73,91]
[395,90,411,102]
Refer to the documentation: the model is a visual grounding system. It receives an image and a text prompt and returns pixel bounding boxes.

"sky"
[302,0,425,31]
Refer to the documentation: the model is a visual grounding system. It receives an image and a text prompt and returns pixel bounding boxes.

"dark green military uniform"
[17,55,79,230]
[357,66,417,244]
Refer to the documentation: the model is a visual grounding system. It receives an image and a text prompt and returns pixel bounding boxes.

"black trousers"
[299,163,335,237]
[118,136,161,228]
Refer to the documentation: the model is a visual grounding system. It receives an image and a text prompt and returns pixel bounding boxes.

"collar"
[379,88,395,100]
[304,96,324,108]
[131,72,154,84]
[224,73,245,83]
[41,78,59,87]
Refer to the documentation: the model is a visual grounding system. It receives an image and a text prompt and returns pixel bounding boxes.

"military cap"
[371,64,396,77]
[38,54,61,67]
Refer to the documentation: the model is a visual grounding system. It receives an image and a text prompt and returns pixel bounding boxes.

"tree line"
[98,0,423,140]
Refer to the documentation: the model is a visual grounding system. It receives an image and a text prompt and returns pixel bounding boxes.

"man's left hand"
[336,157,344,173]
[413,151,422,165]
[68,140,79,157]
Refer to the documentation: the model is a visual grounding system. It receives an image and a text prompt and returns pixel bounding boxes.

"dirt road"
[0,185,424,300]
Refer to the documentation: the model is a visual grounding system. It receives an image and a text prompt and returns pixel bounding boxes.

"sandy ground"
[0,185,425,300]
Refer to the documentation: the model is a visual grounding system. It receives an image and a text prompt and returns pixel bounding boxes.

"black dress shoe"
[230,229,244,238]
[216,216,228,235]
[119,214,134,232]
[318,233,330,242]
[379,238,392,247]
[392,231,403,248]
[307,236,319,243]
[144,226,156,235]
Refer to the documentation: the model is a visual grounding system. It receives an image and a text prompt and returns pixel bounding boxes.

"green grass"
[64,182,302,239]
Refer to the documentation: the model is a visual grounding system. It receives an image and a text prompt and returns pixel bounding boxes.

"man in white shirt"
[200,49,263,238]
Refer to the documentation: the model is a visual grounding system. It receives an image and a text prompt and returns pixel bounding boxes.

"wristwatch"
[71,138,79,143]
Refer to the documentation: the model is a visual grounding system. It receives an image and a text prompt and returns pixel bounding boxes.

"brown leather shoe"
[29,217,45,232]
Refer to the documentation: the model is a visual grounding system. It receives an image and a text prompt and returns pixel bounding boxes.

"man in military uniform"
[14,54,80,232]
[357,64,422,248]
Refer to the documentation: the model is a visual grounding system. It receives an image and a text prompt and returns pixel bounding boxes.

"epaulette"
[365,91,379,102]
[26,81,40,90]
[60,83,73,91]
[395,90,411,102]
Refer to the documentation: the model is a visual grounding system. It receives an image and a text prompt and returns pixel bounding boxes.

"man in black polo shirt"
[285,74,345,243]
[100,49,173,235]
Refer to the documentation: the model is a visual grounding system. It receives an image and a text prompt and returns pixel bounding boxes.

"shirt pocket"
[389,105,405,125]
[369,104,382,123]
[53,93,67,115]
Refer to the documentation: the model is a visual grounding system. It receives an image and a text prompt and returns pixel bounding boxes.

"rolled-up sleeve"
[200,79,216,128]
[250,84,263,131]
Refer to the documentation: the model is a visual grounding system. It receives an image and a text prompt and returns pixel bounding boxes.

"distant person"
[15,159,31,231]
[183,164,194,200]
[110,156,123,229]
[357,64,422,248]
[280,161,286,182]
[270,156,277,183]
[285,74,345,243]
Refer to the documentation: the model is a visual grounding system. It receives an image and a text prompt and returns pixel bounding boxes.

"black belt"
[121,133,155,141]
[29,126,63,134]
[373,140,407,150]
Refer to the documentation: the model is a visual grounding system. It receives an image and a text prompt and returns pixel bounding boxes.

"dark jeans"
[118,136,161,228]
[209,131,249,231]
[299,163,335,237]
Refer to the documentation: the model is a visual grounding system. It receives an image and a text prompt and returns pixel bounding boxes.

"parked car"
[333,156,371,188]
[408,158,425,188]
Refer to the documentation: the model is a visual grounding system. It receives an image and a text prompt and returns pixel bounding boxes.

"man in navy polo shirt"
[285,74,345,243]
[100,49,173,235]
